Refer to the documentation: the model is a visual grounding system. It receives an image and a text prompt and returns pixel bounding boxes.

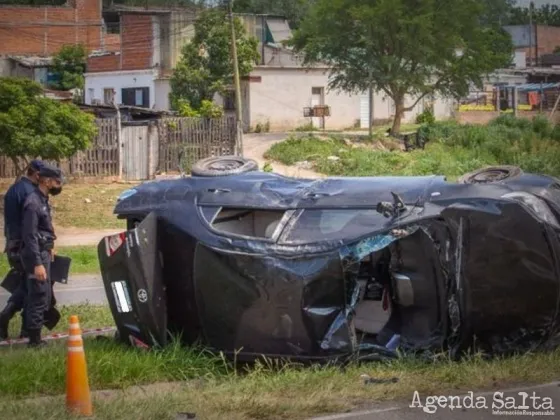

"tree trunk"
[391,96,405,135]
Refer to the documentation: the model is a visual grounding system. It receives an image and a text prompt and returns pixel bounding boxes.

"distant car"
[98,157,560,361]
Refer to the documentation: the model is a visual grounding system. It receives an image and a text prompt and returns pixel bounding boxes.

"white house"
[84,9,455,131]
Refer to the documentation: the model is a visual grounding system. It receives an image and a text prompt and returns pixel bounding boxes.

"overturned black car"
[98,158,560,361]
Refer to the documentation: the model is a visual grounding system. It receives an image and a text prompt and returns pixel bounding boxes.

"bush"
[267,115,560,179]
[415,108,436,124]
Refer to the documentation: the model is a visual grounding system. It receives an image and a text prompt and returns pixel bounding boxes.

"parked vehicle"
[98,158,560,361]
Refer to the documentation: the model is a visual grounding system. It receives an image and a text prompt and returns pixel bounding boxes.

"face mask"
[49,186,62,196]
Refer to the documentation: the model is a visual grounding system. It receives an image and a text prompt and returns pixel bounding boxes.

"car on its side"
[98,157,560,361]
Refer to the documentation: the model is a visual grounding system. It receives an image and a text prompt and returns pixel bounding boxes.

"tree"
[0,77,97,174]
[292,0,513,134]
[170,8,260,111]
[50,44,87,91]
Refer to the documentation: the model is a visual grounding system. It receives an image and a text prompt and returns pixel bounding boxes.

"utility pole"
[529,1,534,67]
[228,0,244,156]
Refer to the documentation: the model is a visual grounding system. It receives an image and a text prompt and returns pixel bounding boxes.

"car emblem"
[137,289,148,303]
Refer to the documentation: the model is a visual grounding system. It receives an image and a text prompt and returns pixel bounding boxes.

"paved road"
[0,274,107,307]
[311,382,560,420]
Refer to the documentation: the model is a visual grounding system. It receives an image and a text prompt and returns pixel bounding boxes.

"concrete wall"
[457,111,560,125]
[0,0,103,56]
[84,69,156,107]
[247,67,361,131]
[154,78,171,111]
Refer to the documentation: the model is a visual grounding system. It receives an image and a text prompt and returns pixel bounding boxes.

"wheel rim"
[470,169,510,183]
[206,159,243,171]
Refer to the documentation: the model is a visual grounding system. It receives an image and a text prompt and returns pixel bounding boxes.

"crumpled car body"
[98,171,560,360]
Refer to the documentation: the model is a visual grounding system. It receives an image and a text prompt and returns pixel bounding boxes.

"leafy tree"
[50,44,87,91]
[292,0,514,134]
[507,4,560,27]
[170,9,259,111]
[0,77,96,174]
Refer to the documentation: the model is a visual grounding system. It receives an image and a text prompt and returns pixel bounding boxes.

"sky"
[515,0,560,7]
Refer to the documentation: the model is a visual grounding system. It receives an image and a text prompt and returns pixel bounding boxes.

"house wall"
[0,0,103,56]
[121,14,153,71]
[84,69,157,107]
[154,78,171,111]
[247,67,361,131]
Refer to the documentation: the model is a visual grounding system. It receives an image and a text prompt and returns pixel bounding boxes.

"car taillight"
[105,232,126,257]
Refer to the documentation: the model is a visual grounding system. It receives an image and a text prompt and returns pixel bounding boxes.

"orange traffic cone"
[66,315,93,416]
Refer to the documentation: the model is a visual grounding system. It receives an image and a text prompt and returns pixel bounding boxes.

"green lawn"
[0,245,99,278]
[0,334,559,419]
[266,117,560,179]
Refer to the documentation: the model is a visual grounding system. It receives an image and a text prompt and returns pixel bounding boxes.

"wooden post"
[513,87,518,117]
[114,103,123,180]
[228,0,244,156]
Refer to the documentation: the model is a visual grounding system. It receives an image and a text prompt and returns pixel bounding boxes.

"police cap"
[28,159,44,172]
[38,164,63,182]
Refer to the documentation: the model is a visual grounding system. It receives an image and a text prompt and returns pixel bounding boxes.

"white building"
[84,10,455,131]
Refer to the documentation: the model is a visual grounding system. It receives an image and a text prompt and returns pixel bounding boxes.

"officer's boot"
[0,302,18,341]
[27,328,46,348]
[19,312,28,339]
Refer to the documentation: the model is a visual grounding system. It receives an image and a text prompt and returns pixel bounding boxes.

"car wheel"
[191,156,259,177]
[458,165,523,184]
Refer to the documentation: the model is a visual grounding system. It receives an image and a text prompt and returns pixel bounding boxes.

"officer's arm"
[22,197,42,267]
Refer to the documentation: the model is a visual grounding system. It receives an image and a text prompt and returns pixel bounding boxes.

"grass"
[266,114,560,179]
[0,337,560,419]
[1,305,560,419]
[2,304,114,339]
[0,182,132,230]
[0,245,99,278]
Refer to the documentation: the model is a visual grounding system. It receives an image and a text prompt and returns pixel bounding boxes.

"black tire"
[191,156,259,177]
[458,165,523,184]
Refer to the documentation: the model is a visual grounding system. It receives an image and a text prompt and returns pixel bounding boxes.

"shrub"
[416,108,436,125]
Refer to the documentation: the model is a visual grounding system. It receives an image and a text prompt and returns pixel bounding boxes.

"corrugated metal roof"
[266,17,292,43]
[9,55,53,67]
[516,83,560,91]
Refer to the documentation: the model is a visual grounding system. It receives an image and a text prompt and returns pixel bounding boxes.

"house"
[0,0,109,87]
[84,9,454,131]
[84,4,196,108]
[503,24,560,67]
[0,0,104,56]
[0,56,54,86]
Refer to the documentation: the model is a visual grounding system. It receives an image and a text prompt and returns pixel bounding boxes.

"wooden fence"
[157,116,237,173]
[0,115,237,180]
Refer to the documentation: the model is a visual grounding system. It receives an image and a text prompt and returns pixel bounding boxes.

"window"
[121,87,150,108]
[281,209,390,244]
[103,88,114,105]
[210,208,286,239]
[311,87,323,95]
[88,88,95,102]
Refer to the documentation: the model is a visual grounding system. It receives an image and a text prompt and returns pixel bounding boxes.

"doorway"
[311,87,325,129]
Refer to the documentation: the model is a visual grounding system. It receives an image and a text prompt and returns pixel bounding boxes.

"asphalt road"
[0,274,107,307]
[311,382,560,420]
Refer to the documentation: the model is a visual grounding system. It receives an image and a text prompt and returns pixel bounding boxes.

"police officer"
[0,160,44,340]
[21,164,63,347]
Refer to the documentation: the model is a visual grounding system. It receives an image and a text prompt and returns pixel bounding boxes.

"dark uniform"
[21,165,60,346]
[0,160,44,340]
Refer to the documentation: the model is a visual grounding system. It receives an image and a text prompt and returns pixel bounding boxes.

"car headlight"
[117,188,138,202]
[502,192,560,228]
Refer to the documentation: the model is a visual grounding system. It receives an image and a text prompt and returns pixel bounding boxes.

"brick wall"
[536,26,560,59]
[121,14,153,71]
[86,13,153,73]
[0,0,103,56]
